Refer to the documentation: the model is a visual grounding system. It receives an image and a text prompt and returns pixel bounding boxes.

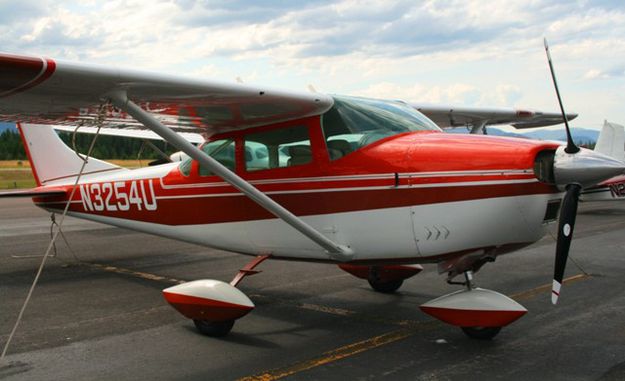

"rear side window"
[244,125,311,171]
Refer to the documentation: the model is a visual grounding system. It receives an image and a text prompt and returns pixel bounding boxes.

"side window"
[321,106,356,161]
[199,139,236,176]
[244,125,312,171]
[179,156,192,176]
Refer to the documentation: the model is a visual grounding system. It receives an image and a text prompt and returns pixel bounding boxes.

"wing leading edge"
[413,104,578,131]
[0,53,333,136]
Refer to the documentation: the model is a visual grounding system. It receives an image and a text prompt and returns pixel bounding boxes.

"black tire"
[461,326,501,340]
[367,278,404,293]
[193,319,235,337]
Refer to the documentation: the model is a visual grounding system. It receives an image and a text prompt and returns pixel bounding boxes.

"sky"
[1,0,624,130]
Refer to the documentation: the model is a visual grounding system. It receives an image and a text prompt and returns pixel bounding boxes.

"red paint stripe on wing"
[0,54,56,98]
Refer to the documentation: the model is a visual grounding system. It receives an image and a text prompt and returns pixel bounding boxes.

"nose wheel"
[421,271,527,340]
[456,271,501,340]
[461,326,502,340]
[193,319,235,337]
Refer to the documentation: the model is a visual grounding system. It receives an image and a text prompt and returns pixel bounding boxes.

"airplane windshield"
[322,96,441,160]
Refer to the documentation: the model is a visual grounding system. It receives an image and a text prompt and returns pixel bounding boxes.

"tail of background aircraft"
[17,123,122,187]
[594,121,625,162]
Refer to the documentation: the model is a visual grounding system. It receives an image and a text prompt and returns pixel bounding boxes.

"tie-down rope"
[1,111,105,361]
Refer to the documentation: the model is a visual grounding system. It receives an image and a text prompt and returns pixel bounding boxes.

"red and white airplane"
[1,46,623,340]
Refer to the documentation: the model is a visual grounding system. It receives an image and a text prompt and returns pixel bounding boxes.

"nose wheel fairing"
[163,280,255,322]
[420,288,527,329]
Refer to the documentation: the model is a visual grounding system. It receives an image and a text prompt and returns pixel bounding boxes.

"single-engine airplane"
[1,43,623,340]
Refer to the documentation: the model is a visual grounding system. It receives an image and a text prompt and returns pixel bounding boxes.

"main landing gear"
[420,271,527,340]
[338,264,424,293]
[162,255,270,337]
[163,259,526,341]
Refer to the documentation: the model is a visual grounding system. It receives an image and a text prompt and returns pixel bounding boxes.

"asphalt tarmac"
[1,197,625,380]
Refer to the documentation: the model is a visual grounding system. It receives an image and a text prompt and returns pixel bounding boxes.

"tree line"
[0,129,176,160]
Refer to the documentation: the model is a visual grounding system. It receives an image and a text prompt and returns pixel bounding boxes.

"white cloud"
[1,0,624,127]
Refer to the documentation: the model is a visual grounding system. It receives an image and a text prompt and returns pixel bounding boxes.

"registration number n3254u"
[80,180,157,212]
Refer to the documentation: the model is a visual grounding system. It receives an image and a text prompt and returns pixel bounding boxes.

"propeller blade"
[552,183,582,304]
[544,38,579,154]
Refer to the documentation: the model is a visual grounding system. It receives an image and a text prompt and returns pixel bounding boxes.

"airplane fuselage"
[32,113,562,266]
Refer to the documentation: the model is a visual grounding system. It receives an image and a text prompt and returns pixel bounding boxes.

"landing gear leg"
[163,255,270,338]
[457,270,502,340]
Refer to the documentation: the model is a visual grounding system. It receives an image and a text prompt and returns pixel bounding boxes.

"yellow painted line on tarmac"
[298,303,355,317]
[86,263,186,285]
[510,273,591,301]
[86,264,364,317]
[238,273,594,380]
[84,262,594,380]
[237,328,417,381]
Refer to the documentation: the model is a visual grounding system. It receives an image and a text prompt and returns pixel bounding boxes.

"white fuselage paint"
[47,193,556,262]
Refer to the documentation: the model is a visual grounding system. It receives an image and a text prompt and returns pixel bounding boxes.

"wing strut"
[469,121,488,135]
[107,91,353,261]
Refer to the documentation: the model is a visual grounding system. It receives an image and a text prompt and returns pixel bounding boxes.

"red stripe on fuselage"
[38,178,555,225]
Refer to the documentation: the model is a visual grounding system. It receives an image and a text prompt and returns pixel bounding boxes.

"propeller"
[545,38,625,304]
[544,37,579,304]
[551,183,580,304]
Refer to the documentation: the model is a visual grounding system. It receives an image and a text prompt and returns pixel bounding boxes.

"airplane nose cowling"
[553,146,625,190]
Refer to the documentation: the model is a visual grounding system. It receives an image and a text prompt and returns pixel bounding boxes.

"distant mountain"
[0,122,16,132]
[450,126,599,145]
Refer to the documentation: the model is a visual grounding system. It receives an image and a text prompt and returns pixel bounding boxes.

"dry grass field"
[0,160,146,189]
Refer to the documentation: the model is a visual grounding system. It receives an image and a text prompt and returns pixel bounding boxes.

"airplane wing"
[52,125,205,144]
[0,52,352,259]
[0,53,333,136]
[412,104,577,131]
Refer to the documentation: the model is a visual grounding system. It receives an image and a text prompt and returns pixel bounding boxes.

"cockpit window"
[179,155,192,176]
[178,138,235,176]
[322,96,440,160]
[199,139,235,176]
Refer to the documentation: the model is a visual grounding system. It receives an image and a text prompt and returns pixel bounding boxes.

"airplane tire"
[368,278,403,293]
[193,319,235,337]
[461,326,501,340]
